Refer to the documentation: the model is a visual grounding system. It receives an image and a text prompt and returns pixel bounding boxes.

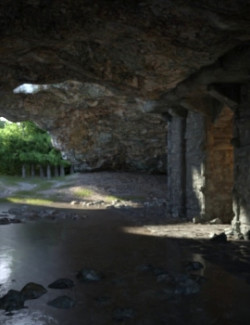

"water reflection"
[0,252,12,284]
[1,311,58,325]
[1,212,250,324]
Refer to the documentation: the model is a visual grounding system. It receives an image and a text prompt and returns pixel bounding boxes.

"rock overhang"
[0,0,250,171]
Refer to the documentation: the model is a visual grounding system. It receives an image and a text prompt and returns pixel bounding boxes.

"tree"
[0,120,70,177]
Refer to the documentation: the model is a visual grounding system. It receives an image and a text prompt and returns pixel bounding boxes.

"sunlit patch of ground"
[0,172,167,206]
[123,223,227,240]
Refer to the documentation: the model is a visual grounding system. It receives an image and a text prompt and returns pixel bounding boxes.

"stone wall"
[233,83,250,237]
[205,107,234,222]
[167,109,234,223]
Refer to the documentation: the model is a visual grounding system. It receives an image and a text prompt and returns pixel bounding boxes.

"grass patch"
[55,182,76,189]
[2,197,55,206]
[11,190,33,196]
[33,181,56,191]
[0,175,22,186]
[74,188,94,198]
[105,195,123,202]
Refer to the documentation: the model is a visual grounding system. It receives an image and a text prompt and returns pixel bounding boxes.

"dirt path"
[0,172,231,240]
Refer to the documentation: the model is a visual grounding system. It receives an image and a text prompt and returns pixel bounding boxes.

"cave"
[1,1,250,324]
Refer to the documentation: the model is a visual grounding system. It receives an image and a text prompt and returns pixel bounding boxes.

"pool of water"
[1,209,250,324]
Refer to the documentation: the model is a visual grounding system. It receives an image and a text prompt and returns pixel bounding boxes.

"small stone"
[94,296,112,306]
[0,290,25,311]
[70,201,78,205]
[192,217,201,224]
[185,261,204,272]
[190,274,206,285]
[210,232,227,243]
[152,267,167,276]
[21,282,47,300]
[76,268,103,282]
[0,218,11,225]
[157,273,171,282]
[209,218,222,224]
[136,264,154,272]
[113,307,135,322]
[0,217,21,225]
[48,278,74,289]
[10,218,21,224]
[174,274,200,295]
[175,278,200,295]
[47,296,76,309]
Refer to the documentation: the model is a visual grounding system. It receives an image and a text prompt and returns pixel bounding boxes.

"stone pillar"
[185,112,206,220]
[233,83,250,238]
[166,116,186,218]
[204,107,234,223]
[167,110,234,223]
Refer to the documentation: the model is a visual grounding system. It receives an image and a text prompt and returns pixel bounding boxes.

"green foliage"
[74,188,94,197]
[0,120,69,176]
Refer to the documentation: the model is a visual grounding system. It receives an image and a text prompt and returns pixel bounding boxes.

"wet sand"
[1,205,250,325]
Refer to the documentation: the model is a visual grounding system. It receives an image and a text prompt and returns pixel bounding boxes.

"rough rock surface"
[20,282,47,300]
[47,296,76,309]
[0,0,250,171]
[12,81,167,172]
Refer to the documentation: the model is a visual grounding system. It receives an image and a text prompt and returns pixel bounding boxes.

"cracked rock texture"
[0,0,250,170]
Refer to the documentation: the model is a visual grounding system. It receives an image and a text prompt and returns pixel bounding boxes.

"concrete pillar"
[185,112,206,220]
[204,107,234,223]
[232,83,250,237]
[167,110,234,223]
[166,116,186,218]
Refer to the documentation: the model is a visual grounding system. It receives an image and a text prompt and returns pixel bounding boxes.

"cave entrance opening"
[0,118,72,178]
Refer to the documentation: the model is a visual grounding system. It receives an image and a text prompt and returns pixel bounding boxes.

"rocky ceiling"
[0,0,250,171]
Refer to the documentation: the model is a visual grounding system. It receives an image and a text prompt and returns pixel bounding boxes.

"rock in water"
[174,275,200,295]
[76,268,103,282]
[0,218,21,225]
[21,282,47,300]
[185,261,204,272]
[113,308,135,322]
[0,290,25,311]
[48,278,74,289]
[210,232,227,243]
[47,296,76,309]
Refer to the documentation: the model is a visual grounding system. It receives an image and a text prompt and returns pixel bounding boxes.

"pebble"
[21,282,47,300]
[185,261,204,272]
[113,307,135,322]
[210,232,227,243]
[0,290,25,311]
[47,295,76,309]
[48,278,74,289]
[209,218,222,225]
[94,296,112,306]
[0,218,21,225]
[76,268,104,282]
